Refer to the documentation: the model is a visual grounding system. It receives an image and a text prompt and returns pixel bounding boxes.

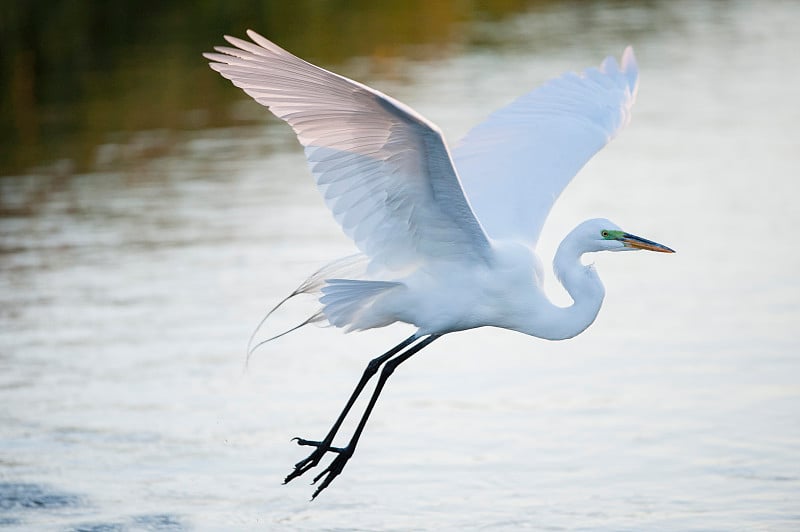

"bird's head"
[571,218,675,254]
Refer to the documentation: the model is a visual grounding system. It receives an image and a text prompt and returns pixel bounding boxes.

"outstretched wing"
[205,30,492,270]
[453,47,639,247]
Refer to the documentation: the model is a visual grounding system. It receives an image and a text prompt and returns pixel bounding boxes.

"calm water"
[2,1,799,530]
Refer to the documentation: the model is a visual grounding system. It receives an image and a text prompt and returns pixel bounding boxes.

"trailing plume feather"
[245,254,370,364]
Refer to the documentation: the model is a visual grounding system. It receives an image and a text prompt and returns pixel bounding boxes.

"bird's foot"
[283,437,346,485]
[310,447,353,499]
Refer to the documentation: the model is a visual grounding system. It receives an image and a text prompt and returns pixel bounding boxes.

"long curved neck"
[537,235,606,340]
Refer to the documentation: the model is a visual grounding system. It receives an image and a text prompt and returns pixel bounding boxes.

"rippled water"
[2,1,799,530]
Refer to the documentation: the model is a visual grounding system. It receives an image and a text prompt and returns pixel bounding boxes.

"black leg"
[308,334,439,499]
[283,333,422,485]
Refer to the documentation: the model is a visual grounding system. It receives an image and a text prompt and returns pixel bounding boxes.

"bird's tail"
[320,279,402,331]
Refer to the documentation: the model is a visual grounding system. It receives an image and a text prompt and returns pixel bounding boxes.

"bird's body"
[339,241,545,335]
[205,31,674,498]
[322,236,594,340]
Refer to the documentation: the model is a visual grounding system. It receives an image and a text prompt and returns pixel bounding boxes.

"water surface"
[1,1,799,530]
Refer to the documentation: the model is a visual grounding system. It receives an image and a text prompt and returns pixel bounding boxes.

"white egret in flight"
[205,30,674,499]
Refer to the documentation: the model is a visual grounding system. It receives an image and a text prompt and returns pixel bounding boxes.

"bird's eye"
[601,230,609,238]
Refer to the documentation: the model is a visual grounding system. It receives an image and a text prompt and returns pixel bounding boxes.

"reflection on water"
[2,1,799,530]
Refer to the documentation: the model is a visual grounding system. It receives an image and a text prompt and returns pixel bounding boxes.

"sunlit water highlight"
[1,1,799,530]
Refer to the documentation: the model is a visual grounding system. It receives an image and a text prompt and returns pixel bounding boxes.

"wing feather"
[206,30,491,270]
[454,47,639,247]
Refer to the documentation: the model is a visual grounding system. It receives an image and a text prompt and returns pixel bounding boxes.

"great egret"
[205,30,674,499]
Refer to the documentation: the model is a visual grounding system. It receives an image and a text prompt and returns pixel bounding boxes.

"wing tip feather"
[246,29,283,53]
[620,45,639,98]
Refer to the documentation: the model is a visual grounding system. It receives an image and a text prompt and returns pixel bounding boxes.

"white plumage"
[206,32,646,337]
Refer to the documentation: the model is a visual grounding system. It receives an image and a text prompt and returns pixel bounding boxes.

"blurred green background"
[0,0,576,177]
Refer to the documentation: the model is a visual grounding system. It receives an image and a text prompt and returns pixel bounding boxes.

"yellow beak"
[621,233,675,253]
